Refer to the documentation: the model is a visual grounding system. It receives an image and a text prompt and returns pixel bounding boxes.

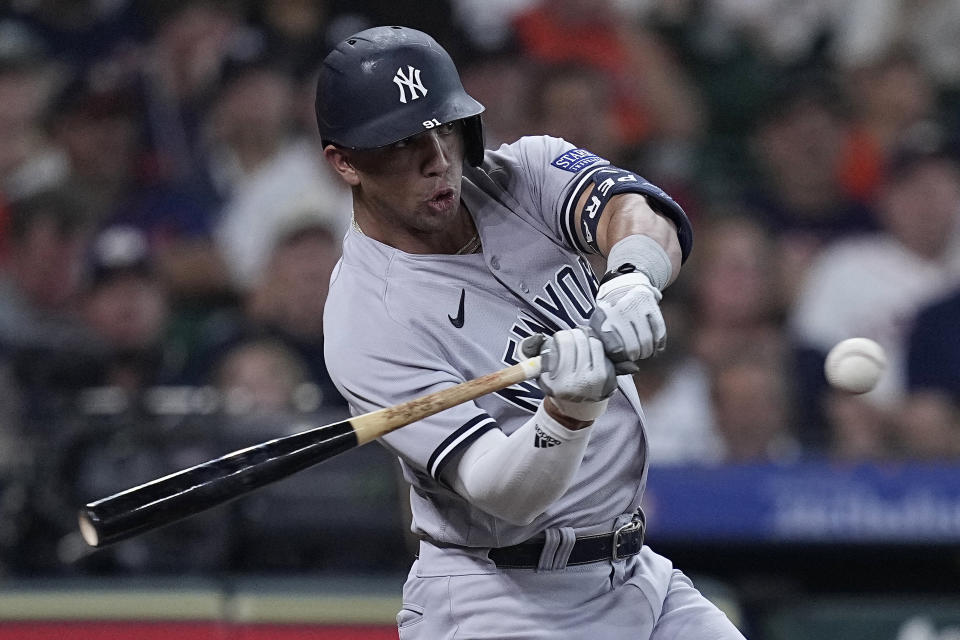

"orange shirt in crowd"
[839,128,884,204]
[513,7,653,144]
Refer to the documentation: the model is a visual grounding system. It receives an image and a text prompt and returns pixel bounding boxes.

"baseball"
[824,338,887,394]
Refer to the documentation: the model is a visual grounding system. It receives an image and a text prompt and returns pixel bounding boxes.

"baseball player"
[319,26,746,639]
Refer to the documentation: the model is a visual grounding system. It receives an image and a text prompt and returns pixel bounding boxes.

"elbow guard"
[562,165,693,262]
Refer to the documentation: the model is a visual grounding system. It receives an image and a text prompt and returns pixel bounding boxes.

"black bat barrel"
[79,420,358,547]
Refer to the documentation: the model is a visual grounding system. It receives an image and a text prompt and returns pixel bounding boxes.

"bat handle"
[520,356,542,379]
[353,356,542,445]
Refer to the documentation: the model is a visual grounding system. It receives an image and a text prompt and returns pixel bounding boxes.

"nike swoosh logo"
[448,289,466,328]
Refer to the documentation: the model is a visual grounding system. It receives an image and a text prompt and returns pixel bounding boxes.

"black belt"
[488,511,645,569]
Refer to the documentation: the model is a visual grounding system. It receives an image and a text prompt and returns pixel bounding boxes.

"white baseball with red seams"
[824,337,887,394]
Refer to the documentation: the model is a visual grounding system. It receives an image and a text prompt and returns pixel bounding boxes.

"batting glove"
[589,271,665,375]
[520,328,617,421]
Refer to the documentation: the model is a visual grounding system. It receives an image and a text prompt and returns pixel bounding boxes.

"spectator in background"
[641,213,787,464]
[0,53,68,204]
[0,189,99,413]
[897,0,960,96]
[710,348,800,464]
[908,286,960,402]
[2,0,144,77]
[841,48,940,203]
[825,390,891,462]
[662,0,948,75]
[243,211,346,407]
[825,387,960,464]
[890,391,960,460]
[139,0,252,184]
[633,297,724,466]
[80,225,186,392]
[529,62,625,166]
[214,336,311,416]
[747,78,878,308]
[512,0,705,155]
[0,192,87,327]
[50,76,147,223]
[207,61,350,291]
[641,210,799,467]
[902,287,960,460]
[192,211,345,409]
[459,53,534,150]
[790,137,960,453]
[448,0,535,54]
[254,0,331,77]
[50,71,232,302]
[688,213,784,366]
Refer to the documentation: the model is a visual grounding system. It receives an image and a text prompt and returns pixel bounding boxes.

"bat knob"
[78,510,101,547]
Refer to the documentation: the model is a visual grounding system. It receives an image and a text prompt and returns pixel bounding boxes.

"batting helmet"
[315,26,485,166]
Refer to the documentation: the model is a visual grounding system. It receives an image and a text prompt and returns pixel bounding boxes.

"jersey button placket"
[490,256,500,270]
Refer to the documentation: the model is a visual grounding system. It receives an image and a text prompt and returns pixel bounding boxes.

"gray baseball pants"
[397,540,747,639]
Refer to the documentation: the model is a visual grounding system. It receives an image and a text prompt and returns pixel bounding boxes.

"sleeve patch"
[551,148,605,173]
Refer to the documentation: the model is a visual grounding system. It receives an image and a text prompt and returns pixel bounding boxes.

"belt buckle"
[611,517,644,562]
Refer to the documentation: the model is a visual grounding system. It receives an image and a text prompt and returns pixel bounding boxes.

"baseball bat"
[79,357,542,548]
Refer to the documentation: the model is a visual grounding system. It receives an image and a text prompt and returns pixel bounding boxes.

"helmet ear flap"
[462,115,484,167]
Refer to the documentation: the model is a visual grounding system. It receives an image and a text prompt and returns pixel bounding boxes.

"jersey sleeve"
[481,135,609,252]
[480,136,691,259]
[325,318,499,483]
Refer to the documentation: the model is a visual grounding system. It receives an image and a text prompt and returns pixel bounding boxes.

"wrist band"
[603,235,672,290]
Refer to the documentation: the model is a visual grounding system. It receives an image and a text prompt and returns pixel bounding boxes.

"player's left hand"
[520,328,617,422]
[589,271,665,374]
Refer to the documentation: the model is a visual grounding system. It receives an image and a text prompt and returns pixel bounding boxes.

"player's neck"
[353,202,479,255]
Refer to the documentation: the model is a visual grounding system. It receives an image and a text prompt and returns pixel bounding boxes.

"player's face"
[347,121,466,234]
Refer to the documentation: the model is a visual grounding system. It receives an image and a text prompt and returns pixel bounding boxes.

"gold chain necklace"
[455,232,482,255]
[352,216,481,254]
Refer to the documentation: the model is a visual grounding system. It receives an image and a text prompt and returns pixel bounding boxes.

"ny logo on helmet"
[393,66,428,103]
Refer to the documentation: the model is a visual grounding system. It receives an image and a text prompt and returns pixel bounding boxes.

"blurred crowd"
[0,0,959,576]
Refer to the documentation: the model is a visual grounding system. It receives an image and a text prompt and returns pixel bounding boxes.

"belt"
[488,511,645,569]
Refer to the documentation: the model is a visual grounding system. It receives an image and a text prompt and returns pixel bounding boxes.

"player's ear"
[323,144,361,186]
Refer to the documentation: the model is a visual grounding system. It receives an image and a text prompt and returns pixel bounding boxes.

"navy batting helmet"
[315,26,485,166]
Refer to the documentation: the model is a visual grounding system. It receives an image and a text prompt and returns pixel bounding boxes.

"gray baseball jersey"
[324,135,746,640]
[325,135,649,547]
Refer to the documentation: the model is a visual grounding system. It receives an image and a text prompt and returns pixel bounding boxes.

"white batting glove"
[520,328,617,421]
[589,271,666,374]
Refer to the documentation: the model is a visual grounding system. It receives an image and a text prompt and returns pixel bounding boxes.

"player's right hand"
[590,271,666,374]
[520,328,617,421]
